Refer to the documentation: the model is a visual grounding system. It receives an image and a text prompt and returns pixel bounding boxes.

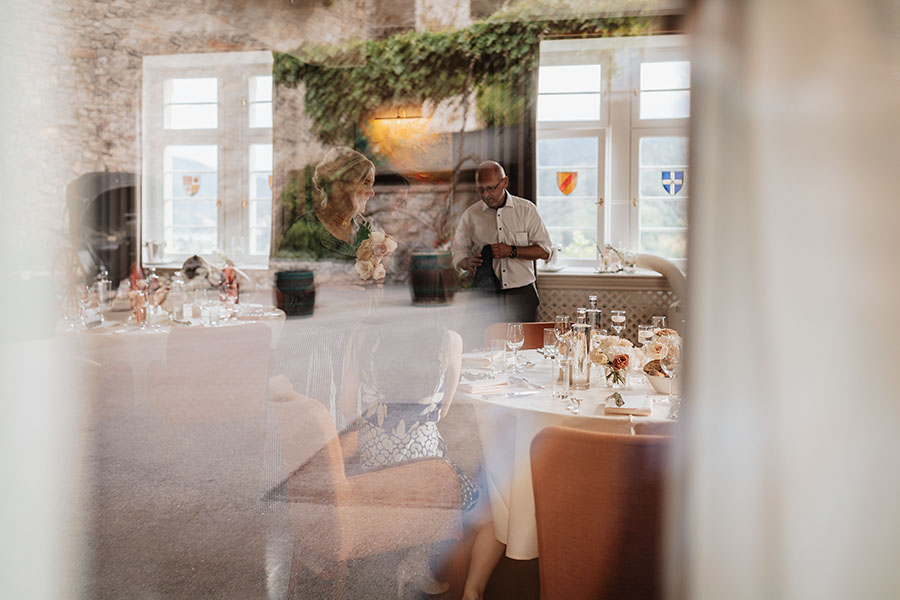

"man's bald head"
[476,161,506,181]
[475,161,509,209]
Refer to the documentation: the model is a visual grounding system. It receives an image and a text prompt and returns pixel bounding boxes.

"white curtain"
[680,1,900,598]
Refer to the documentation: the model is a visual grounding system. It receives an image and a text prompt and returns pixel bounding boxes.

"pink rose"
[611,354,629,370]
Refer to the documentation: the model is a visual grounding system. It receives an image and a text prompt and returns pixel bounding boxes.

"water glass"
[638,324,654,348]
[551,358,571,403]
[610,309,626,338]
[651,315,666,330]
[490,339,507,377]
[542,328,557,359]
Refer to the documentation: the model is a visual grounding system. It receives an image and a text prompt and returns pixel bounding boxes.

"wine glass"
[658,336,682,406]
[638,324,654,348]
[554,315,571,341]
[651,315,666,331]
[76,284,92,328]
[507,323,525,373]
[610,309,626,338]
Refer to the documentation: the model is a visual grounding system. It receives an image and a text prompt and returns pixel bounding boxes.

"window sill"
[537,267,669,291]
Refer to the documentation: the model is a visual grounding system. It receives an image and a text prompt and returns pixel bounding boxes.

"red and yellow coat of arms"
[556,171,577,195]
[182,175,201,196]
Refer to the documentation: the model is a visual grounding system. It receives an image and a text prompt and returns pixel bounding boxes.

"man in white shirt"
[451,161,552,322]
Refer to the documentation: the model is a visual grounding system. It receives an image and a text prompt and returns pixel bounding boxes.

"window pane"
[165,172,217,199]
[165,199,218,227]
[250,227,270,256]
[641,231,687,259]
[537,137,598,167]
[249,102,272,128]
[547,228,596,259]
[165,77,217,103]
[249,75,272,102]
[639,167,689,198]
[538,65,601,94]
[165,227,217,255]
[250,173,273,199]
[249,144,272,171]
[640,61,690,91]
[640,90,690,120]
[165,145,217,171]
[537,93,600,121]
[537,168,597,198]
[640,198,688,228]
[165,104,217,129]
[251,200,271,228]
[639,137,688,167]
[537,197,597,228]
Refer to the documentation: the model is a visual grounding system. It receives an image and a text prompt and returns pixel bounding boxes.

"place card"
[603,393,652,416]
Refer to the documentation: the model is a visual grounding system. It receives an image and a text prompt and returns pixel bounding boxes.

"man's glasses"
[476,180,504,194]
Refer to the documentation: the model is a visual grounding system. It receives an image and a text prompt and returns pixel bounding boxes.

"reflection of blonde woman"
[276,147,376,261]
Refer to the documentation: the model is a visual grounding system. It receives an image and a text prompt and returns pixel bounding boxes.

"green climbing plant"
[274,10,657,145]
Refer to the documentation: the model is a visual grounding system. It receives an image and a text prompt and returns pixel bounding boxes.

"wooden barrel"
[409,250,458,306]
[274,270,315,317]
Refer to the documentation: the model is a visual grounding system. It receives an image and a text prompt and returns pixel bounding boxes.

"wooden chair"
[272,389,463,597]
[484,321,555,350]
[531,427,670,600]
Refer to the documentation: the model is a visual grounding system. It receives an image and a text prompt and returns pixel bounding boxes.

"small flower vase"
[606,366,627,389]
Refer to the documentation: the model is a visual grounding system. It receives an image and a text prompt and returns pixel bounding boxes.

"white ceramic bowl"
[647,374,680,395]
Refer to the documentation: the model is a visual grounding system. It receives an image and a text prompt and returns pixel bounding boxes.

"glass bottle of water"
[586,294,602,332]
[571,312,592,390]
[169,270,188,322]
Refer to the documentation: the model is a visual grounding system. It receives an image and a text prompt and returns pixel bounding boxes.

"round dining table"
[463,348,676,560]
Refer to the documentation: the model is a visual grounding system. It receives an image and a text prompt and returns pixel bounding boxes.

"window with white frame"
[536,36,690,270]
[141,51,273,267]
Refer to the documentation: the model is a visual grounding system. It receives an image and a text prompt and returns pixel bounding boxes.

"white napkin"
[458,379,510,394]
[603,393,652,416]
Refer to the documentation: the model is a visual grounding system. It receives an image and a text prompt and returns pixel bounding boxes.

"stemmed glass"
[506,323,525,373]
[76,284,92,328]
[610,309,626,338]
[651,315,666,331]
[658,336,682,408]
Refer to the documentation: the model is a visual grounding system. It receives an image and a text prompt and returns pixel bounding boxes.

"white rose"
[384,236,398,255]
[369,231,385,244]
[372,263,386,280]
[355,259,374,280]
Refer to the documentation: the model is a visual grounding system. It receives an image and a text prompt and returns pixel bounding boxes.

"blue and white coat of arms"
[661,170,684,195]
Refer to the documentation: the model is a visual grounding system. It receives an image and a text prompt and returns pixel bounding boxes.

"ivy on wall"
[274,12,656,145]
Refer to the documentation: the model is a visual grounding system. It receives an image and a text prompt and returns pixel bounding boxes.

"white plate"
[537,265,565,273]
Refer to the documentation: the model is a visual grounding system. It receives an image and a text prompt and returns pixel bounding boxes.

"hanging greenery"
[274,10,656,145]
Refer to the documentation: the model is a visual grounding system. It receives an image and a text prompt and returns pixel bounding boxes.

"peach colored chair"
[272,390,463,597]
[484,321,555,350]
[531,427,670,600]
[151,322,272,424]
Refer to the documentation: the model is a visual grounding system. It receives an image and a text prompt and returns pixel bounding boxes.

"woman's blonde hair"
[312,147,375,208]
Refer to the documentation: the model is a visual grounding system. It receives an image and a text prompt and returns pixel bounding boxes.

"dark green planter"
[409,250,457,306]
[274,270,315,317]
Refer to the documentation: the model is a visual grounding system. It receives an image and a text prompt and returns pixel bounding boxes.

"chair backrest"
[271,389,348,505]
[484,321,555,350]
[531,427,669,600]
[154,322,272,423]
[635,252,687,305]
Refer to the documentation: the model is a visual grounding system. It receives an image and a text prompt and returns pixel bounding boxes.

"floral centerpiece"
[355,230,398,281]
[640,328,681,364]
[590,335,634,387]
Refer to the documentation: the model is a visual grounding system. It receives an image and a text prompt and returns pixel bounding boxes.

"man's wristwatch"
[509,245,518,258]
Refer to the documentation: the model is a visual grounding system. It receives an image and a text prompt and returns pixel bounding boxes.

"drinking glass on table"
[610,309,626,338]
[658,336,682,407]
[506,323,525,373]
[542,328,557,359]
[638,324,654,348]
[554,315,571,340]
[551,357,571,404]
[651,315,666,331]
[490,339,507,377]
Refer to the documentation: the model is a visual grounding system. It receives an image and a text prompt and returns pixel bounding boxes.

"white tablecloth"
[467,349,674,559]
